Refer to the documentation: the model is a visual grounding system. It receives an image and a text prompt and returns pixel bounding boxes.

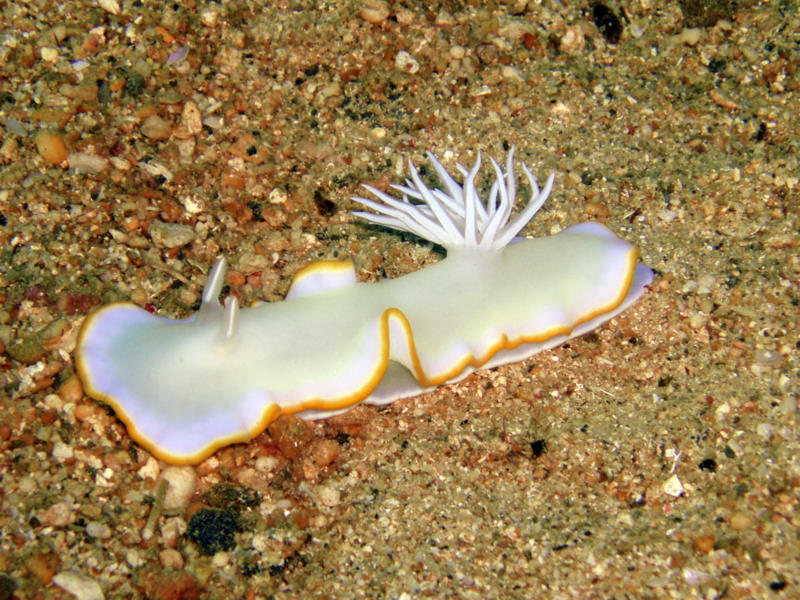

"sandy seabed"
[0,1,797,598]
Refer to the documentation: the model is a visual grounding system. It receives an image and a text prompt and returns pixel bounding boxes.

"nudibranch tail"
[352,146,555,251]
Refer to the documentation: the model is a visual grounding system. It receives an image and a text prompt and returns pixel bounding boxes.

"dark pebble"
[0,574,16,600]
[698,458,717,472]
[313,190,336,216]
[187,508,239,555]
[769,580,787,591]
[591,2,623,44]
[530,439,547,458]
[124,73,146,98]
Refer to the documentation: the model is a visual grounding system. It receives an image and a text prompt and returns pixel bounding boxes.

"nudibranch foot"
[76,147,653,464]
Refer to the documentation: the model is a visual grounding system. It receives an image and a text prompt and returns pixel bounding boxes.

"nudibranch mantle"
[76,147,653,464]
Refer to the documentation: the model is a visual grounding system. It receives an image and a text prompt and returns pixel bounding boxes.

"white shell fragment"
[663,474,685,497]
[97,0,120,16]
[77,147,653,464]
[52,571,105,600]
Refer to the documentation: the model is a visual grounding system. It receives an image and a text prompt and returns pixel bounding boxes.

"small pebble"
[300,438,340,480]
[68,152,109,174]
[141,115,172,141]
[52,441,74,462]
[268,188,288,204]
[181,102,202,136]
[200,8,219,26]
[254,455,282,473]
[213,46,242,73]
[434,9,456,26]
[18,476,37,495]
[177,288,198,306]
[158,466,197,513]
[129,288,147,306]
[234,467,266,490]
[449,45,466,60]
[236,253,271,275]
[692,535,715,554]
[267,414,313,458]
[315,82,342,106]
[25,552,59,584]
[148,220,195,248]
[584,201,609,219]
[57,375,84,404]
[40,47,59,62]
[0,137,19,162]
[125,549,144,569]
[5,117,26,136]
[395,7,414,25]
[395,50,419,74]
[676,28,703,46]
[696,274,715,293]
[559,26,585,54]
[315,485,341,508]
[226,270,246,287]
[137,570,200,600]
[729,511,752,532]
[160,516,187,547]
[159,548,184,569]
[181,195,204,215]
[5,335,46,364]
[64,82,98,102]
[39,501,75,527]
[688,312,707,329]
[201,115,223,130]
[137,456,160,481]
[360,0,389,24]
[35,131,68,165]
[668,552,686,569]
[475,43,499,65]
[85,521,112,539]
[211,551,230,568]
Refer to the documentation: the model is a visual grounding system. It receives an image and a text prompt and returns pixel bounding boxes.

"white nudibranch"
[76,147,653,464]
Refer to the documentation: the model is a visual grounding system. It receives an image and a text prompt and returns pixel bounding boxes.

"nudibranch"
[76,147,653,464]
